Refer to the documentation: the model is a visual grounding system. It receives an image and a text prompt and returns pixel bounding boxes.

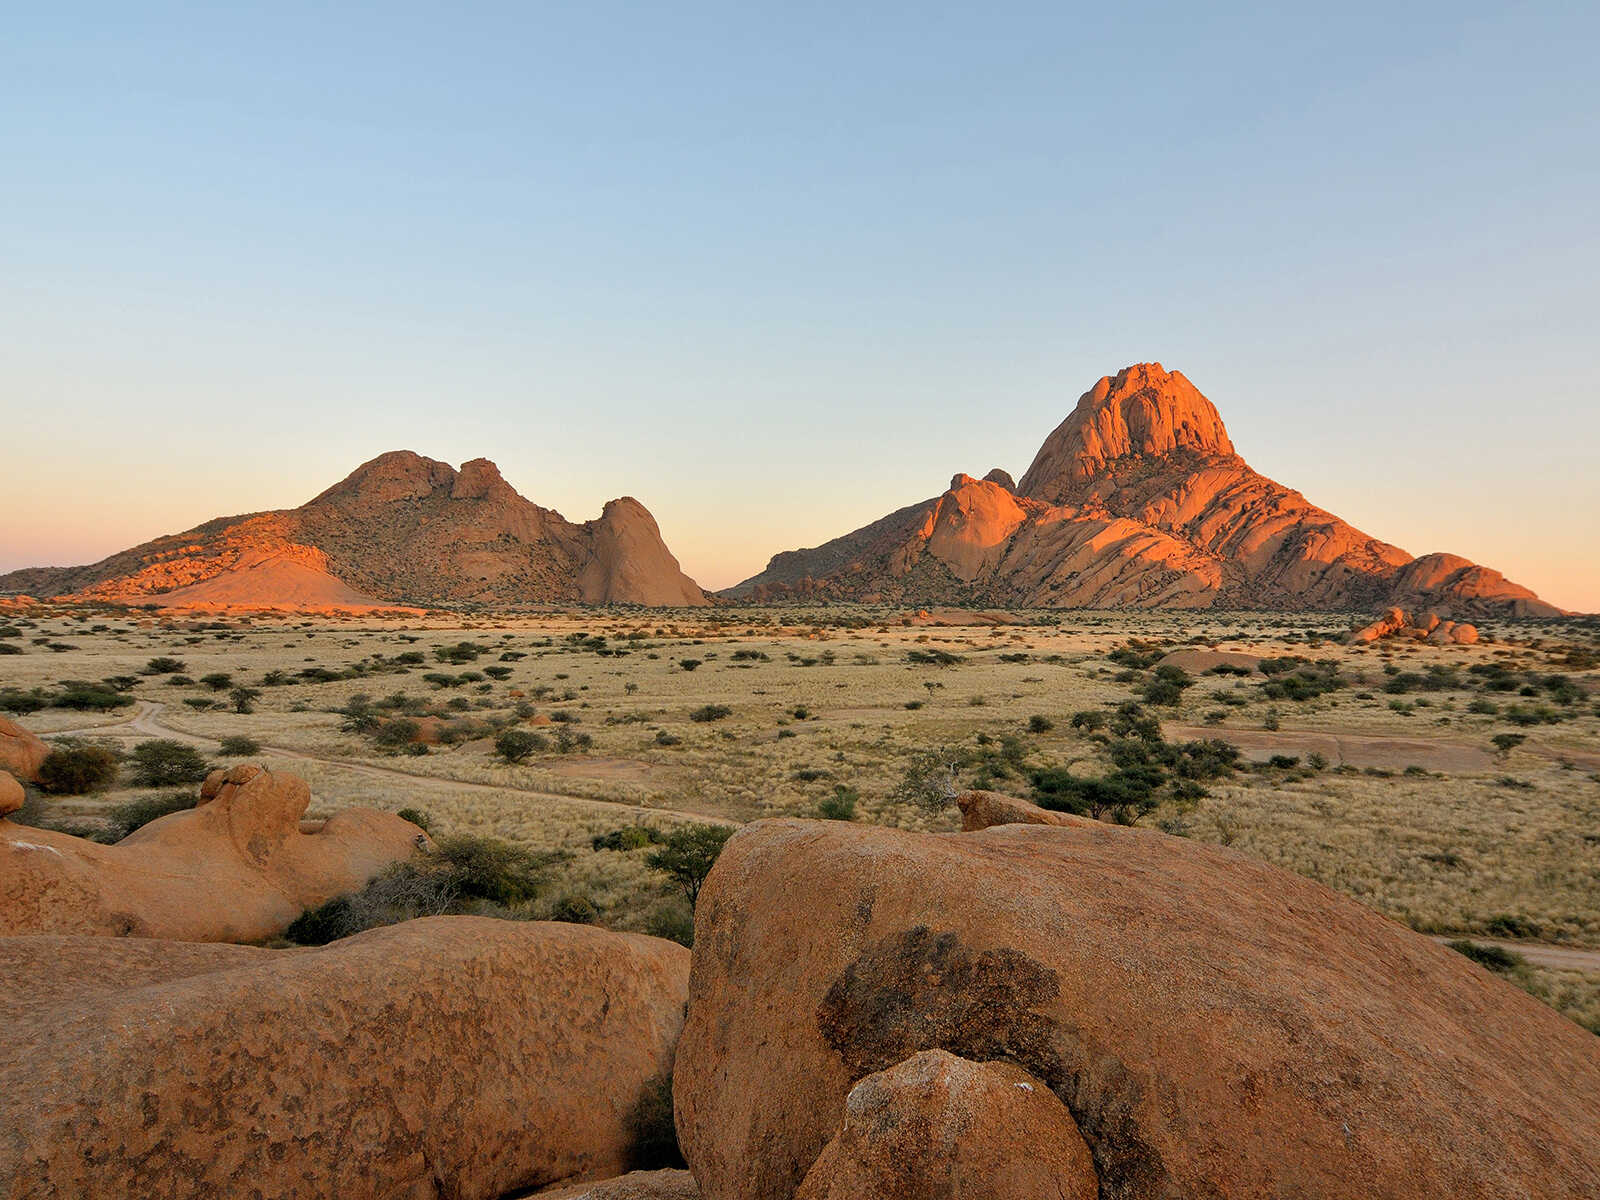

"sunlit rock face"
[728,363,1560,616]
[0,451,708,609]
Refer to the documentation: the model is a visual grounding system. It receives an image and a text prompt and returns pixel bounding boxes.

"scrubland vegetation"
[2,602,1596,1029]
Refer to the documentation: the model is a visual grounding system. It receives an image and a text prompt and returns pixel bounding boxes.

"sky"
[2,2,1596,609]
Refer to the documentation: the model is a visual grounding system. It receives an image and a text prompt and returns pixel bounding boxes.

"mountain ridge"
[728,364,1560,617]
[1,452,708,609]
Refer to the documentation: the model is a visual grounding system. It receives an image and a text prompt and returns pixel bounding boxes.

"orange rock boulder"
[0,716,48,783]
[1,765,428,941]
[0,771,23,818]
[0,917,690,1199]
[795,1050,1097,1200]
[674,817,1600,1200]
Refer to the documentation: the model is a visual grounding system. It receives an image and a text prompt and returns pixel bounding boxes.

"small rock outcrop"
[1351,607,1478,645]
[1,766,428,941]
[674,816,1600,1200]
[795,1050,1097,1200]
[0,716,48,783]
[954,789,1091,832]
[0,917,690,1199]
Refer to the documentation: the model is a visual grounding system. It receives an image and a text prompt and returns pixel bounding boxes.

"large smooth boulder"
[1,765,427,940]
[795,1050,1096,1200]
[675,817,1600,1200]
[0,716,48,783]
[0,917,690,1199]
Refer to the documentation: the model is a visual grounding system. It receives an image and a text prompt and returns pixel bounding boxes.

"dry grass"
[4,603,1597,1027]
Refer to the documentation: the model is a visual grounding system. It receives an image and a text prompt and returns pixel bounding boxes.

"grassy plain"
[3,602,1597,1028]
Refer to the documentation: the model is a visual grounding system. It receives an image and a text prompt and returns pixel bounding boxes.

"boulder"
[0,917,690,1199]
[954,789,1092,832]
[0,771,22,817]
[675,817,1600,1200]
[0,716,48,783]
[794,1050,1097,1200]
[1155,648,1262,674]
[1350,607,1409,643]
[1,766,429,941]
[1451,623,1480,644]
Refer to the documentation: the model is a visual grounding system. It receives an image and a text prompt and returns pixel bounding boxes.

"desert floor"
[4,603,1597,1031]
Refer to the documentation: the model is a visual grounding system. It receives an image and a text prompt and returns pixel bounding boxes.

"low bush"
[37,740,120,795]
[107,791,195,837]
[128,739,211,788]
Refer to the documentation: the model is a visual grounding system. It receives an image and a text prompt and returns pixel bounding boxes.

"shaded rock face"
[729,364,1559,617]
[0,451,707,609]
[0,917,691,1200]
[795,1050,1097,1200]
[674,817,1600,1200]
[0,716,48,783]
[0,766,428,941]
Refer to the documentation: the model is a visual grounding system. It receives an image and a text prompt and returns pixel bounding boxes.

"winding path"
[61,701,728,826]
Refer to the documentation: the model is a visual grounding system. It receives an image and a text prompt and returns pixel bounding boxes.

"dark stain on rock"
[817,926,1063,1086]
[817,925,1180,1200]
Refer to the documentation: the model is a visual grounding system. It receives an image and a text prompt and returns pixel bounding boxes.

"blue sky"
[3,2,1596,606]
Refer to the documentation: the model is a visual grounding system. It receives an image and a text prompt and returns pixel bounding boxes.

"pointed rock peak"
[983,468,1017,493]
[948,473,980,492]
[1018,364,1235,503]
[309,451,457,505]
[450,457,514,501]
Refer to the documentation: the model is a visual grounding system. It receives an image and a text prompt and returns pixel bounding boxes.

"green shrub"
[647,824,735,906]
[143,656,186,675]
[817,785,858,821]
[550,894,599,924]
[495,729,547,763]
[1447,940,1525,973]
[128,739,210,788]
[218,735,261,757]
[37,741,120,794]
[396,807,432,831]
[108,791,195,837]
[1027,715,1054,733]
[689,704,731,723]
[592,826,666,851]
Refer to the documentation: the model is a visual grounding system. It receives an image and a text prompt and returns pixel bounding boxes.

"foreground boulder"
[795,1050,1096,1200]
[0,716,48,783]
[0,917,690,1199]
[1,765,427,940]
[675,817,1600,1200]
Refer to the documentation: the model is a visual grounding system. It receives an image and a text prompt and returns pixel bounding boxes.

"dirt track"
[62,701,727,826]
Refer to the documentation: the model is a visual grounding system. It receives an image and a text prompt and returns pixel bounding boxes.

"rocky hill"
[728,363,1559,616]
[1,451,707,608]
